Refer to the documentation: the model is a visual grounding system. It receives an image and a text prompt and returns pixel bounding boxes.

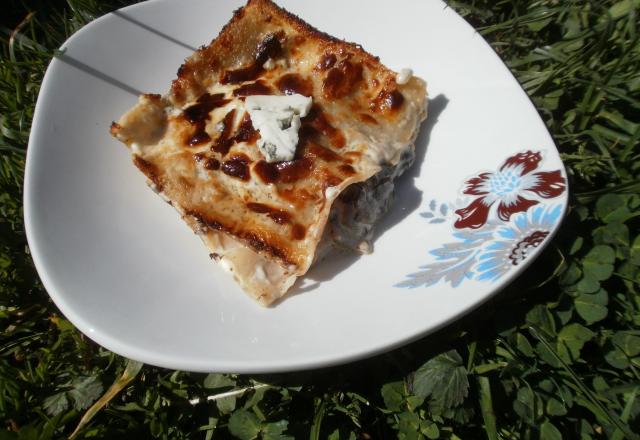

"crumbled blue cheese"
[396,68,413,85]
[245,94,312,163]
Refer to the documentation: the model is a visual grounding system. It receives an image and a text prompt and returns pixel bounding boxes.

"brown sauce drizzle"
[246,202,292,225]
[233,80,273,97]
[277,188,320,206]
[220,65,260,85]
[359,113,378,124]
[275,73,313,96]
[370,89,404,113]
[221,154,251,181]
[221,33,282,84]
[339,164,356,176]
[183,93,227,123]
[324,172,343,188]
[212,109,236,156]
[253,157,313,184]
[233,113,260,144]
[322,59,363,100]
[315,53,337,71]
[307,142,341,162]
[253,161,278,183]
[183,93,229,146]
[305,105,346,148]
[291,224,306,240]
[189,131,211,146]
[212,112,259,157]
[204,158,220,170]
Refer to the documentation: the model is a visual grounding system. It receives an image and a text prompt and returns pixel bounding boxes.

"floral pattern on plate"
[397,150,566,288]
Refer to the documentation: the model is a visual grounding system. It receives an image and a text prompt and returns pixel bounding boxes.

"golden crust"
[111,0,427,305]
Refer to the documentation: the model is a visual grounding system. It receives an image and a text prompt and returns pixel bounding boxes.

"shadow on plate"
[111,10,198,52]
[280,250,361,303]
[283,94,449,302]
[55,9,200,98]
[373,94,449,241]
[56,53,143,96]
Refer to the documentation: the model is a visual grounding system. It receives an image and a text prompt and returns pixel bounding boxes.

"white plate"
[24,0,568,372]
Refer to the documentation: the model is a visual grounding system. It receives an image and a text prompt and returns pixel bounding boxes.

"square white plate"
[24,0,568,372]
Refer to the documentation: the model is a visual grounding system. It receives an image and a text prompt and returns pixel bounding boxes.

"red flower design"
[454,151,566,229]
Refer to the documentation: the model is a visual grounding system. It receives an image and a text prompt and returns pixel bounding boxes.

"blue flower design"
[475,204,563,281]
[396,150,566,289]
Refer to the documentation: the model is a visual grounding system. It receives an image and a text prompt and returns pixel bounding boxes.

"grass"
[1,0,639,438]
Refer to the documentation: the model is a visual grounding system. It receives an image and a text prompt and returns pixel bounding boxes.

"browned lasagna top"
[111,0,427,304]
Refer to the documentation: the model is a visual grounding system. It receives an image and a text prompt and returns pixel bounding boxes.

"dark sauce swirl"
[183,93,229,146]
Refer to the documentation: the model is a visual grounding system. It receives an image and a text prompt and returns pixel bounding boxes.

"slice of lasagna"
[110,0,427,305]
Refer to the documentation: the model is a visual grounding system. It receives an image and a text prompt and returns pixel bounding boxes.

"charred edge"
[133,156,163,192]
[142,93,162,101]
[185,209,226,233]
[245,0,384,67]
[109,121,121,135]
[177,63,189,78]
[186,209,294,265]
[243,232,291,263]
[171,0,393,102]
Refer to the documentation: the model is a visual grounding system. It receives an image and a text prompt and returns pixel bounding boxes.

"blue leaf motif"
[421,212,434,218]
[397,224,499,288]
